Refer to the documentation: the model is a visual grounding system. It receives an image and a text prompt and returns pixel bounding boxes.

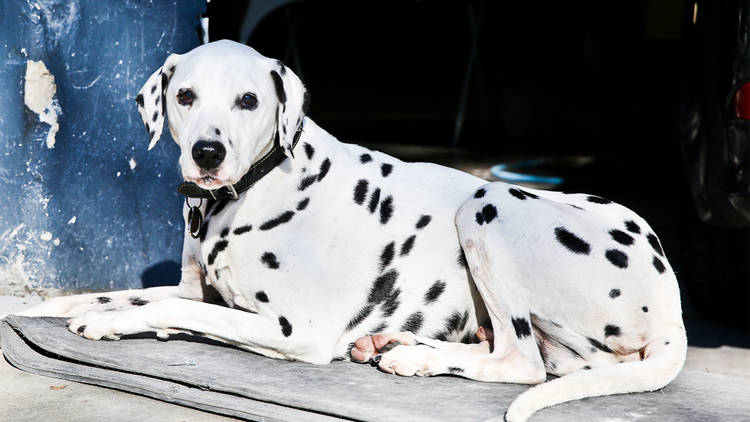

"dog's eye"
[239,93,258,110]
[177,89,195,106]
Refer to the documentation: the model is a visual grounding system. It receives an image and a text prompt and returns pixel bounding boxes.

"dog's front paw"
[67,311,124,340]
[377,344,438,377]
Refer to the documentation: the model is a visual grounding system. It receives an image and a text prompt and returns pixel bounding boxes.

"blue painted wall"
[0,0,205,292]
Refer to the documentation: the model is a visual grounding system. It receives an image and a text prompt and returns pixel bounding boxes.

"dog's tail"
[504,322,687,422]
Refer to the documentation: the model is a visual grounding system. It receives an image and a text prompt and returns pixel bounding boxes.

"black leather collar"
[177,121,303,200]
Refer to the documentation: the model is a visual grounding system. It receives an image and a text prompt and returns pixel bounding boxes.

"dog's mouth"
[187,173,228,190]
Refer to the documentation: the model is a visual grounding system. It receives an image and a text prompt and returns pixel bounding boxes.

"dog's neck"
[177,119,305,201]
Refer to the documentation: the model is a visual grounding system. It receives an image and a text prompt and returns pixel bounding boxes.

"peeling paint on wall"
[1,0,205,296]
[24,60,61,148]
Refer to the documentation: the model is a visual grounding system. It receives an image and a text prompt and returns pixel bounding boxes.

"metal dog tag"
[186,198,203,239]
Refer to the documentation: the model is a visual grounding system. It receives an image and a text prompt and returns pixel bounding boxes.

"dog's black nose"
[192,140,226,170]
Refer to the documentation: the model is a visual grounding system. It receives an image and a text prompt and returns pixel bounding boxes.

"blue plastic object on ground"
[490,159,565,186]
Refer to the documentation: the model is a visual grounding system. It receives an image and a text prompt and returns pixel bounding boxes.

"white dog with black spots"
[19,40,687,421]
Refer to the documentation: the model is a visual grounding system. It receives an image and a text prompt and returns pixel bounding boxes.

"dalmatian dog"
[18,40,687,421]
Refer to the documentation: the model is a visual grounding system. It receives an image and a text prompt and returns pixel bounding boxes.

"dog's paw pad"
[351,332,418,362]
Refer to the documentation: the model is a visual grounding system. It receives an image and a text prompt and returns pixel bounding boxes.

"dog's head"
[135,40,307,190]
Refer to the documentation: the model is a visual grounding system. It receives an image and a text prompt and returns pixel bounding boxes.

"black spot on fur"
[298,174,317,191]
[296,197,310,211]
[207,240,229,265]
[303,143,314,160]
[583,365,592,370]
[279,316,292,337]
[220,227,230,238]
[380,288,401,317]
[435,311,470,340]
[588,337,614,353]
[368,269,398,303]
[150,84,157,94]
[642,306,649,312]
[152,111,158,122]
[129,297,148,306]
[448,367,465,375]
[511,317,532,339]
[481,204,498,224]
[149,130,155,139]
[381,163,393,177]
[415,215,431,229]
[346,305,374,330]
[609,289,621,298]
[77,325,86,333]
[604,324,621,337]
[135,94,144,108]
[233,225,252,235]
[609,229,634,246]
[509,188,539,200]
[204,199,218,216]
[380,242,395,271]
[457,248,468,268]
[270,70,286,104]
[255,291,269,303]
[625,220,641,234]
[665,341,670,345]
[317,158,331,181]
[367,188,381,213]
[97,296,111,304]
[369,322,389,335]
[653,256,666,274]
[554,227,591,254]
[379,196,394,224]
[400,235,416,256]
[261,252,280,269]
[475,212,484,225]
[209,199,230,217]
[647,233,664,256]
[474,188,486,198]
[276,60,286,75]
[460,331,477,344]
[605,249,629,268]
[353,179,368,204]
[587,195,612,204]
[509,188,526,200]
[160,73,169,115]
[259,211,295,231]
[424,280,446,304]
[215,128,220,136]
[199,219,210,242]
[401,312,424,333]
[360,153,372,163]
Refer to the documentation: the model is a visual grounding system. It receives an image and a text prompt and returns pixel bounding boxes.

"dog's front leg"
[67,298,330,363]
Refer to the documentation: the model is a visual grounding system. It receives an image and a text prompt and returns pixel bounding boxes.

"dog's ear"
[270,60,309,158]
[135,54,181,150]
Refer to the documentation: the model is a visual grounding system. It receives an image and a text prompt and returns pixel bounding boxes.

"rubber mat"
[2,315,748,421]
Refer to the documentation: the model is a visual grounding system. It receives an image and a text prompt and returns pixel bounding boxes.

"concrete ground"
[2,294,749,421]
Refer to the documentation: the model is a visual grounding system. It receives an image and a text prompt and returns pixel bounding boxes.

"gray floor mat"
[2,315,748,421]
